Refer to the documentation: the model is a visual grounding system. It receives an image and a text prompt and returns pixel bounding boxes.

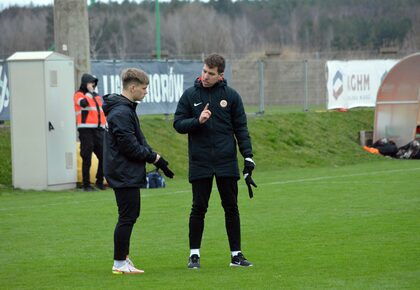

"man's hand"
[154,157,174,178]
[199,103,211,124]
[243,158,256,198]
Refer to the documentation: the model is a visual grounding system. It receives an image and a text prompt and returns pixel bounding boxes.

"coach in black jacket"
[174,54,257,269]
[103,68,174,275]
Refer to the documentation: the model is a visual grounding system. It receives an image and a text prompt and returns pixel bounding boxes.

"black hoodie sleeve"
[173,89,202,134]
[109,109,157,162]
[230,88,253,158]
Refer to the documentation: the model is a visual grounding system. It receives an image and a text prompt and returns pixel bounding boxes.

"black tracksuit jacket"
[174,78,253,182]
[102,94,157,188]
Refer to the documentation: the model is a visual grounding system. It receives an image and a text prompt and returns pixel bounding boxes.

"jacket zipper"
[208,94,216,174]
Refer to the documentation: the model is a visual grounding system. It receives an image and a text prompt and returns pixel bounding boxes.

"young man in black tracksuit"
[103,68,174,274]
[174,54,257,268]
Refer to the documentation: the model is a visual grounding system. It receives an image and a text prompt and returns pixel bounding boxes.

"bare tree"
[0,7,48,58]
[163,4,233,56]
[1,0,419,60]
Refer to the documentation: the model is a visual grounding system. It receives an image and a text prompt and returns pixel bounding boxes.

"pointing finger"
[203,103,209,111]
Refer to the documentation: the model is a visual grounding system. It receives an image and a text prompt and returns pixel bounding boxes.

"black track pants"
[78,128,104,187]
[189,176,241,251]
[113,187,140,260]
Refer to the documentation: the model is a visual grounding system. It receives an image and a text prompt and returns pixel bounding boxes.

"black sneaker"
[83,185,97,192]
[230,252,253,267]
[188,254,200,269]
[95,182,106,190]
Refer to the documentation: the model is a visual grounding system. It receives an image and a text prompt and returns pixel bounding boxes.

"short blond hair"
[121,68,149,89]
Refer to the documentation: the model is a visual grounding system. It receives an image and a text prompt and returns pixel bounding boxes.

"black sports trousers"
[78,128,104,187]
[189,176,241,251]
[113,187,141,261]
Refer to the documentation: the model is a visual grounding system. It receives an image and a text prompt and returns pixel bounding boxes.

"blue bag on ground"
[146,169,166,188]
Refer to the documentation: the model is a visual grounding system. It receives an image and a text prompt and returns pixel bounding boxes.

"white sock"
[231,251,241,257]
[190,249,200,257]
[114,260,126,268]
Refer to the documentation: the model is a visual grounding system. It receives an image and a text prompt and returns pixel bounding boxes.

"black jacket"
[103,94,157,188]
[173,78,252,182]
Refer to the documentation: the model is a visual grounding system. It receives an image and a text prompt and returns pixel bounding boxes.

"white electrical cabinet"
[8,51,77,190]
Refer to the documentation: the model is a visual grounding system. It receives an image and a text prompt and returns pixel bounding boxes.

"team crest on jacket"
[220,100,227,108]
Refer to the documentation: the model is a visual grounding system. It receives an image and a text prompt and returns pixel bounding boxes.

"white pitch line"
[1,167,419,212]
[264,167,420,185]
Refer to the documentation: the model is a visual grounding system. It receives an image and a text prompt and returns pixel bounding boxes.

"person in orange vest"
[74,73,106,191]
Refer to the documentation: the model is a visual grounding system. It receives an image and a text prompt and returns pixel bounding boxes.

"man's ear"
[219,72,224,80]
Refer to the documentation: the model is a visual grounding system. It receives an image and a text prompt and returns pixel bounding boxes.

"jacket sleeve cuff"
[146,152,157,164]
[196,118,203,127]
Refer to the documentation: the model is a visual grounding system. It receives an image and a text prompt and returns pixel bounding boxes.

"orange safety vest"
[74,91,106,129]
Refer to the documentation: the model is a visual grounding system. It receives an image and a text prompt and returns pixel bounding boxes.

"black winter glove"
[155,157,174,178]
[243,158,257,198]
[244,174,257,198]
[79,98,88,108]
[243,158,255,176]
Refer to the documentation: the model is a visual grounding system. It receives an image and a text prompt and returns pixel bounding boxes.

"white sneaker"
[126,257,135,267]
[112,261,144,275]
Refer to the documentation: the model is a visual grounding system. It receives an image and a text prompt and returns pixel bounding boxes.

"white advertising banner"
[326,60,398,109]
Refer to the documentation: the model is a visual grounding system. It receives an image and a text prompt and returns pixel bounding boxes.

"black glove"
[244,174,257,198]
[243,158,255,176]
[79,98,88,108]
[155,157,174,178]
[243,158,257,198]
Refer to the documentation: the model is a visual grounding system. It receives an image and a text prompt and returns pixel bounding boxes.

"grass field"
[1,159,419,289]
[0,109,378,186]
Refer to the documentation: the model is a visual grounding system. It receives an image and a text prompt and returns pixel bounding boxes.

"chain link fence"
[230,59,327,113]
[228,48,414,113]
[2,51,408,118]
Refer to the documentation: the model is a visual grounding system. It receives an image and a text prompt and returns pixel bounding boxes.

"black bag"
[395,140,420,159]
[372,138,398,157]
[146,169,166,188]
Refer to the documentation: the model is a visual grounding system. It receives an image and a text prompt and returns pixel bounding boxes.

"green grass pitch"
[0,159,419,289]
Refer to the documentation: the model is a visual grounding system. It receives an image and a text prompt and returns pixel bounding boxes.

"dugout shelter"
[373,52,420,148]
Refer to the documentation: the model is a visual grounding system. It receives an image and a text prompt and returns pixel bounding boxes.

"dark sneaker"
[95,182,106,190]
[83,185,97,192]
[230,252,253,267]
[188,254,200,269]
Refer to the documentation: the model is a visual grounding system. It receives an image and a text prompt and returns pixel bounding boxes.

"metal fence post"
[258,59,265,114]
[304,59,309,111]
